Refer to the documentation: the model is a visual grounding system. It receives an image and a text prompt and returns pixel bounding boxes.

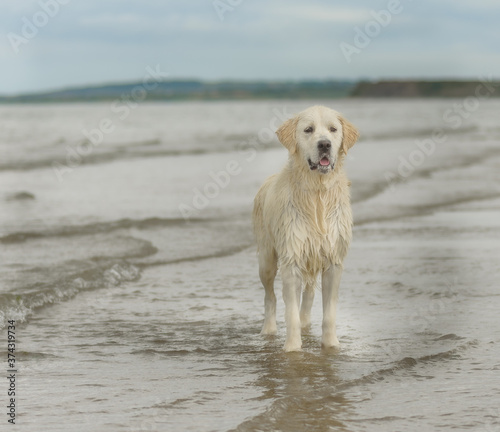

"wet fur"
[253,105,359,351]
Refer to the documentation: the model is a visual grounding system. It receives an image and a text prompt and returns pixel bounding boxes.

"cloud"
[0,0,499,94]
[277,4,368,23]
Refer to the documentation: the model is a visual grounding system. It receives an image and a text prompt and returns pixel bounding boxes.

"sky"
[0,0,499,95]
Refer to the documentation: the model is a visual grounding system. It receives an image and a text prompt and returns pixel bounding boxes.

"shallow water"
[1,99,500,431]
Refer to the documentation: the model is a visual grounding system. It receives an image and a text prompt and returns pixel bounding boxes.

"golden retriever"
[253,105,359,351]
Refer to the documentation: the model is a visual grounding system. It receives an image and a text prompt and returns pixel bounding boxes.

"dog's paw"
[260,323,277,335]
[283,340,302,352]
[321,337,340,349]
[300,319,312,330]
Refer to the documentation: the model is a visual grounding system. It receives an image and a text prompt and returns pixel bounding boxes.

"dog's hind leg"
[300,283,315,329]
[259,250,278,335]
[321,264,342,348]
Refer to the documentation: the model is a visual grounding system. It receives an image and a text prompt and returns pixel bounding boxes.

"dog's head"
[276,106,359,174]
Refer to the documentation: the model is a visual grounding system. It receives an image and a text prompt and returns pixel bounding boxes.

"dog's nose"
[317,140,331,151]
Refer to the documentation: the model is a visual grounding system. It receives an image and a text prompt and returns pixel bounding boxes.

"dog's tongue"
[320,157,330,166]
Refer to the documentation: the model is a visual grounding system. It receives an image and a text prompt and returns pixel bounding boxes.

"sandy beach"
[1,99,499,431]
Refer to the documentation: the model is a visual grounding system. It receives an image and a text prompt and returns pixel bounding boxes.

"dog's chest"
[311,195,343,249]
[288,190,351,265]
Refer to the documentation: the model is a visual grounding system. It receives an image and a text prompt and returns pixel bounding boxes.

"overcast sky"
[1,0,499,94]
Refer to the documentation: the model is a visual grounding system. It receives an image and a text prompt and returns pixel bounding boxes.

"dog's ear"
[276,116,299,155]
[339,115,359,154]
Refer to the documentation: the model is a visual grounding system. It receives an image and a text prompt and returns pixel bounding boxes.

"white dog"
[253,105,359,351]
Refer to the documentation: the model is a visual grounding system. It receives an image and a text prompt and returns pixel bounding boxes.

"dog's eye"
[304,126,313,133]
[329,127,337,133]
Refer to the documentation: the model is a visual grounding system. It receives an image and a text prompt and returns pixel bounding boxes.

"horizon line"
[2,75,499,98]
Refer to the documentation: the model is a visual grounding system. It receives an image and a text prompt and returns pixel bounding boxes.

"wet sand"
[1,100,499,431]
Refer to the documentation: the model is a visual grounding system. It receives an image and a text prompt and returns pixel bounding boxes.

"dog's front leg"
[321,264,342,348]
[281,266,302,352]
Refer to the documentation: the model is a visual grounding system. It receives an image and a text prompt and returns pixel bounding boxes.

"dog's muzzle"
[308,156,334,172]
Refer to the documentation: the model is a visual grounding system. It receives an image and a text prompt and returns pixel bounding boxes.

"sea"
[1,98,499,431]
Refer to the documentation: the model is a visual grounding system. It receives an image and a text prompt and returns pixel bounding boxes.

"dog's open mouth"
[308,157,334,171]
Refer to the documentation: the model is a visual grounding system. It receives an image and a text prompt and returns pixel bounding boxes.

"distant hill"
[1,79,498,103]
[0,80,355,103]
[351,80,500,98]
